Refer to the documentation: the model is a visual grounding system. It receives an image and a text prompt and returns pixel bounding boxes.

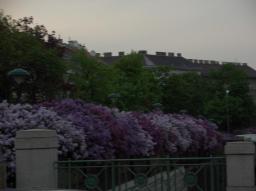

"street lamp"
[108,93,120,107]
[7,68,30,102]
[152,102,162,111]
[7,68,30,84]
[225,89,230,133]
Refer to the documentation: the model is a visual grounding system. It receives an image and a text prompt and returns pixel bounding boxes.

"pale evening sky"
[1,0,256,69]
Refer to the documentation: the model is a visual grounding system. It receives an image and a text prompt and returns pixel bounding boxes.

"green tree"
[0,12,66,102]
[112,53,161,111]
[161,72,207,115]
[204,64,255,130]
[69,50,114,103]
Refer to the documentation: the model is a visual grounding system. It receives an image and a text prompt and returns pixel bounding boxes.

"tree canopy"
[68,50,114,103]
[204,64,255,129]
[111,53,161,111]
[0,12,66,102]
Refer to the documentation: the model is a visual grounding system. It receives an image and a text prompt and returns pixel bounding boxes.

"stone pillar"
[225,141,256,191]
[15,129,58,190]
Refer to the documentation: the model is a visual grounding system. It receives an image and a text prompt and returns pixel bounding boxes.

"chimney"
[138,50,147,55]
[168,52,174,57]
[155,52,166,56]
[177,53,182,57]
[104,52,112,57]
[118,51,125,56]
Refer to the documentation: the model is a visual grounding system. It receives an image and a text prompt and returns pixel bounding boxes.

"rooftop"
[97,51,256,78]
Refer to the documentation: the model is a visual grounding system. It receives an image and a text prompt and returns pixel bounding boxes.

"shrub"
[0,99,223,183]
[0,101,87,180]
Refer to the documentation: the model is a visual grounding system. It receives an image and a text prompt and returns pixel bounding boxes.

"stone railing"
[13,129,256,191]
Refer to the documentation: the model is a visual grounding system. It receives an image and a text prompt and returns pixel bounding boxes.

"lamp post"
[225,89,230,133]
[7,68,30,103]
[108,93,120,107]
[153,102,162,111]
[63,69,76,98]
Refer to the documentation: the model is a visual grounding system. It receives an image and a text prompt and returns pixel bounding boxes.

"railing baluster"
[68,160,71,189]
[210,157,215,191]
[216,159,220,191]
[118,161,121,191]
[167,159,170,191]
[154,164,157,191]
[112,160,116,191]
[221,159,226,191]
[203,163,207,190]
[174,162,177,191]
[104,163,107,190]
[160,164,164,191]
[125,165,128,191]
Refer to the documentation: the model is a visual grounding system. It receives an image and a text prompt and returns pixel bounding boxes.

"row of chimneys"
[188,59,247,66]
[188,59,220,65]
[96,51,182,57]
[95,52,247,66]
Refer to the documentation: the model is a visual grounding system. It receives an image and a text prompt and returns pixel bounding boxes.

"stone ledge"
[225,142,255,155]
[15,138,58,150]
[15,129,58,150]
[16,129,57,138]
[227,186,256,191]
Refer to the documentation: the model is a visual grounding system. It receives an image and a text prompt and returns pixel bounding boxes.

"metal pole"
[226,89,230,133]
[16,84,22,103]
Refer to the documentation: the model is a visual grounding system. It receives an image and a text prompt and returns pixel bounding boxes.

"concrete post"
[15,129,58,191]
[225,141,256,191]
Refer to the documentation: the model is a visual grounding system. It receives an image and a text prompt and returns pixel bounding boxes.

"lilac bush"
[132,111,223,156]
[167,114,223,153]
[42,99,223,157]
[0,101,87,179]
[0,99,223,182]
[108,111,154,157]
[41,99,114,159]
[41,99,154,158]
[133,112,178,155]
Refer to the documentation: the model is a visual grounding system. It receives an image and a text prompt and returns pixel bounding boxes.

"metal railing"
[55,157,226,191]
[0,159,6,189]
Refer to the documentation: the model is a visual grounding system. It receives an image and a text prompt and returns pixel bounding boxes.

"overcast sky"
[1,0,256,68]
